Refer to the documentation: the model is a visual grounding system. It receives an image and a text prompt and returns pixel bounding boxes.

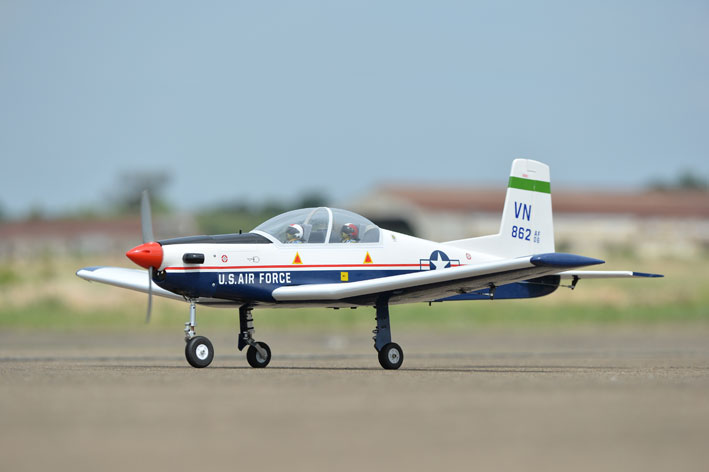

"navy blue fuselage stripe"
[156,269,414,302]
[155,270,562,303]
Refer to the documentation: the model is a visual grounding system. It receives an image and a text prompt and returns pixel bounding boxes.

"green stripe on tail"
[508,176,551,193]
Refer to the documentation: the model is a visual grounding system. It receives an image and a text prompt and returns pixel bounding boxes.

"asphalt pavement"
[1,326,708,472]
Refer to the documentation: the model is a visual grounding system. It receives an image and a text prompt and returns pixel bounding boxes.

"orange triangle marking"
[364,252,373,264]
[292,252,303,265]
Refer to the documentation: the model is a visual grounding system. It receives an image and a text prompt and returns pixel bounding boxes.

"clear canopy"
[252,207,381,244]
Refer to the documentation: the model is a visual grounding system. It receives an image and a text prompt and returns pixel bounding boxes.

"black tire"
[246,342,271,368]
[378,342,404,370]
[185,336,214,368]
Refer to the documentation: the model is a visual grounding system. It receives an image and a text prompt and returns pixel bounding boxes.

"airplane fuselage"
[153,229,559,307]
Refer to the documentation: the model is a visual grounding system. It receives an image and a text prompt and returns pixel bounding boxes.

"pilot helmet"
[286,223,304,241]
[341,223,359,240]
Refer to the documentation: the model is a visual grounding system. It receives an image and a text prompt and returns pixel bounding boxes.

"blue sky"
[1,1,707,216]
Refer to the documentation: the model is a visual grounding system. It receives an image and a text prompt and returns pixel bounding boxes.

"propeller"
[146,267,153,323]
[141,190,155,323]
[141,189,155,243]
[125,191,163,323]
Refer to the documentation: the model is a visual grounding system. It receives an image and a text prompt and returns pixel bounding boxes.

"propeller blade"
[140,190,155,243]
[146,267,153,323]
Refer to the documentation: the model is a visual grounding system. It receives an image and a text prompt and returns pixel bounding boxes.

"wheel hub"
[195,344,210,360]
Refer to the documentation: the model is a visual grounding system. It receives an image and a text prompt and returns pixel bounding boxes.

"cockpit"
[252,207,381,244]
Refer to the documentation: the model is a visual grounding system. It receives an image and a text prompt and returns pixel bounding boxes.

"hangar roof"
[367,186,709,218]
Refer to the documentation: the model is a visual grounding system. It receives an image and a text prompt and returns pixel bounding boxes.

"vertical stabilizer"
[446,159,555,257]
[499,159,554,255]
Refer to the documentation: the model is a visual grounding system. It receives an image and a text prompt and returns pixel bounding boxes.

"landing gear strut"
[184,300,214,368]
[373,295,404,370]
[238,305,272,368]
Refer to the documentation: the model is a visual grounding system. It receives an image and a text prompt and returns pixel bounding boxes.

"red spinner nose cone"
[126,242,163,269]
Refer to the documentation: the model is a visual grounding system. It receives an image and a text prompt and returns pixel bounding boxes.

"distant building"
[0,215,197,260]
[353,186,709,258]
[3,190,706,260]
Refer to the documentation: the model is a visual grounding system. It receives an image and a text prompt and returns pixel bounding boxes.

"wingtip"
[76,266,102,277]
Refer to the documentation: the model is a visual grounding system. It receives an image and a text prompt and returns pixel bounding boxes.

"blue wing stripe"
[632,272,664,278]
[530,253,604,268]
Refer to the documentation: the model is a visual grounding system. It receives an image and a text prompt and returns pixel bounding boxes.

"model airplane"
[77,159,662,369]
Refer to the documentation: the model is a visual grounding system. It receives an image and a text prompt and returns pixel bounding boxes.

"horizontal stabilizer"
[558,270,664,279]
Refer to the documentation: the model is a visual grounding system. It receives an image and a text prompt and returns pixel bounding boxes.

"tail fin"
[445,159,555,257]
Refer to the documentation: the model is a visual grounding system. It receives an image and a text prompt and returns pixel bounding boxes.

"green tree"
[109,171,172,215]
[676,170,708,190]
[648,170,708,191]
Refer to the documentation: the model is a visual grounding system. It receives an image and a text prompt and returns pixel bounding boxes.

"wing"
[76,267,185,301]
[272,253,605,305]
[76,266,243,307]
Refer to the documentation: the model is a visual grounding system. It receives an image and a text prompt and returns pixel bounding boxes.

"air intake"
[183,253,205,264]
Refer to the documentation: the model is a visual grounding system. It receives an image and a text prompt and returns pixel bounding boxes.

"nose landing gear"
[184,300,214,368]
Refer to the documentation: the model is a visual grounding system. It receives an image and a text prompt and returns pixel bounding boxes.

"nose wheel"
[185,336,214,368]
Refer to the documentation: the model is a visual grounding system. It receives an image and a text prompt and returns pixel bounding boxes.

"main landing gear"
[237,305,272,368]
[182,301,272,369]
[182,298,401,370]
[373,295,404,370]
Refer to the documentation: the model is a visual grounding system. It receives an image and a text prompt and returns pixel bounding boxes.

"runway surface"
[1,326,708,472]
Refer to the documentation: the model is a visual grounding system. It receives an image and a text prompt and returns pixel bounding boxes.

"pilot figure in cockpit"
[285,224,304,243]
[340,223,359,243]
